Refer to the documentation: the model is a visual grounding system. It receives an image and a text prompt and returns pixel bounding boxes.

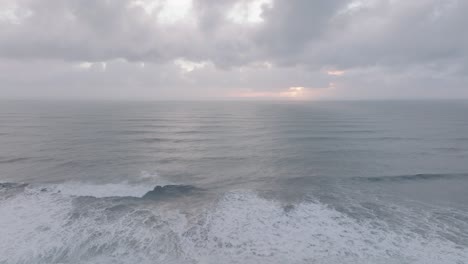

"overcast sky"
[0,0,467,100]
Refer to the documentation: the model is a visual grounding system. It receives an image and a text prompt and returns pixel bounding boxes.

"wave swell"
[355,173,468,182]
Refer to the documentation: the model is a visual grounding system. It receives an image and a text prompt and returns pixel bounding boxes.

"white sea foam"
[138,170,167,182]
[0,188,467,264]
[42,182,155,198]
[24,171,174,198]
[182,192,468,264]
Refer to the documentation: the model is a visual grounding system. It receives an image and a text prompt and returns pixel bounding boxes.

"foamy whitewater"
[1,101,468,263]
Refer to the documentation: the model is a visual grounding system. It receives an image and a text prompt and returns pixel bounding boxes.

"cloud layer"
[1,0,467,100]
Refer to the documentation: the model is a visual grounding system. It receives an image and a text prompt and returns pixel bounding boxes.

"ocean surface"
[1,100,468,264]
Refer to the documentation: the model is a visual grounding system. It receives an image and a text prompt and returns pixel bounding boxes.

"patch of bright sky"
[337,0,374,15]
[159,0,192,23]
[174,58,208,72]
[227,0,273,24]
[77,62,93,69]
[129,0,273,24]
[0,3,32,24]
[327,70,345,76]
[77,61,107,72]
[129,0,193,24]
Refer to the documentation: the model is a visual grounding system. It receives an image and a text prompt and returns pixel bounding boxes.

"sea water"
[1,100,467,263]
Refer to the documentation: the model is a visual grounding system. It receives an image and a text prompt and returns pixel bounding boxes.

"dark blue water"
[1,100,468,263]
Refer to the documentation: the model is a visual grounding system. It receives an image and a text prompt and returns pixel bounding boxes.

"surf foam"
[0,189,467,264]
[43,182,155,198]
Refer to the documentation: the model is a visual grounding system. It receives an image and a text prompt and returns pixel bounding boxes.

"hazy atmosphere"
[1,0,467,100]
[2,1,468,263]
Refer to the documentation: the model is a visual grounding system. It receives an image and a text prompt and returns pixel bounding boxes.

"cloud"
[0,0,467,99]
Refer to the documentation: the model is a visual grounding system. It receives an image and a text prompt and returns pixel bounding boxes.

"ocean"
[1,100,467,263]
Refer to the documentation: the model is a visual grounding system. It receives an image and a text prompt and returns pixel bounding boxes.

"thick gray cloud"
[0,0,467,99]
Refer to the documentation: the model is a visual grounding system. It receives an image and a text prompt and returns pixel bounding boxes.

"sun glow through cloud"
[281,87,305,98]
[230,83,337,100]
[232,87,312,100]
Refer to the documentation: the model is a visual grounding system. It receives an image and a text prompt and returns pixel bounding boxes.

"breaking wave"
[1,181,467,264]
[0,181,198,199]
